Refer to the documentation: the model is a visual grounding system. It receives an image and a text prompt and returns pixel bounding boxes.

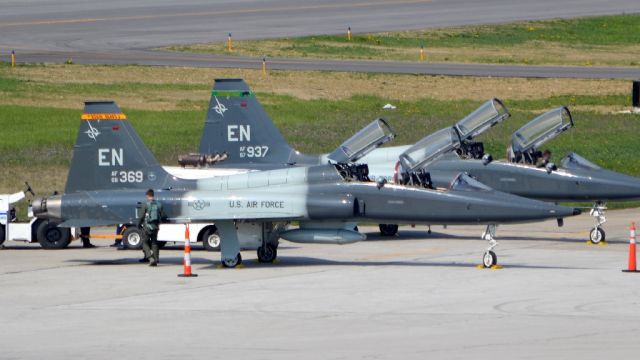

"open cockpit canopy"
[399,127,461,172]
[328,118,395,164]
[511,107,573,155]
[455,98,510,141]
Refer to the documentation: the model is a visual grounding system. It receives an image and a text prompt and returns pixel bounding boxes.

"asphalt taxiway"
[1,209,639,359]
[2,0,640,78]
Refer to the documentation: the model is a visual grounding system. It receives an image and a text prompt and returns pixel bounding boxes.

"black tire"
[379,224,399,236]
[222,253,242,268]
[202,227,221,252]
[257,244,278,263]
[483,250,498,268]
[32,219,44,241]
[589,227,606,244]
[37,221,71,249]
[122,226,144,250]
[0,224,5,246]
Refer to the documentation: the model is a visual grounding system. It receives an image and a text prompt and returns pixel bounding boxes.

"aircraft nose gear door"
[481,224,498,268]
[589,202,607,244]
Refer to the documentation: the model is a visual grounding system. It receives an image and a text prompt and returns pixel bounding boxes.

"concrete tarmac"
[1,208,639,359]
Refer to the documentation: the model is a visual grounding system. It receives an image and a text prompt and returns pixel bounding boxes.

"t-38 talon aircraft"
[32,101,578,268]
[198,79,640,244]
[425,107,640,244]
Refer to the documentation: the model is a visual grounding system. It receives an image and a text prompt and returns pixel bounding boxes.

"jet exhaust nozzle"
[31,195,62,220]
[280,229,366,244]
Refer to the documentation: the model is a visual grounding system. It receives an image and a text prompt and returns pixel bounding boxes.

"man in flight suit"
[137,189,165,267]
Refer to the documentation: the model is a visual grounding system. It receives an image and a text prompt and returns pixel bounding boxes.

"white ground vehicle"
[120,223,221,251]
[0,191,76,249]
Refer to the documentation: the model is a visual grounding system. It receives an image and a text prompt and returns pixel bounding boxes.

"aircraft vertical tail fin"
[199,79,307,167]
[64,101,173,193]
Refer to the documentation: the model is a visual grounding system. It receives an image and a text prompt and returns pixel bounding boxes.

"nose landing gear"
[480,224,500,268]
[589,202,606,245]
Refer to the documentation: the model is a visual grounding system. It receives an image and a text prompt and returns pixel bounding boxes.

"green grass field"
[167,14,640,67]
[1,63,639,213]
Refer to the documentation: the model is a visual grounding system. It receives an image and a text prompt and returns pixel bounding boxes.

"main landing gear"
[257,243,278,263]
[589,202,606,244]
[481,224,499,268]
[221,243,279,268]
[379,224,399,236]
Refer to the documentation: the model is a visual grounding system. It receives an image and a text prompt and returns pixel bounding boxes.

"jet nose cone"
[573,208,582,216]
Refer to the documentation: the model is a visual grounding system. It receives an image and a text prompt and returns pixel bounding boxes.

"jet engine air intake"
[307,195,358,219]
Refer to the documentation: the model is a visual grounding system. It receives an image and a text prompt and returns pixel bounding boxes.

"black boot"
[82,238,96,248]
[138,258,150,263]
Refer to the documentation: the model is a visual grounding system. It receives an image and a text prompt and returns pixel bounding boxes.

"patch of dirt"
[0,65,629,109]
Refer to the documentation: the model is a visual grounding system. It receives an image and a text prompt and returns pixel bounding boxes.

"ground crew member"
[137,189,165,266]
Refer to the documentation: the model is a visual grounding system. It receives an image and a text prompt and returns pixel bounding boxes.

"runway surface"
[1,0,640,78]
[11,50,640,79]
[1,209,639,359]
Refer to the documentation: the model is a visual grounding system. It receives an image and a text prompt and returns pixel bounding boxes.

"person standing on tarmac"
[137,189,165,267]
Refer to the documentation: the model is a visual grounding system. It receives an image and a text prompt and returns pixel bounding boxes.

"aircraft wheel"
[589,227,606,244]
[37,221,71,249]
[257,244,277,263]
[482,250,497,268]
[122,227,144,250]
[222,253,242,268]
[202,227,221,252]
[379,224,399,236]
[32,219,44,241]
[0,224,5,246]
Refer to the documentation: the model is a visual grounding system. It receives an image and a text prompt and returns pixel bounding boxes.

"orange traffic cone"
[178,224,198,277]
[623,222,638,273]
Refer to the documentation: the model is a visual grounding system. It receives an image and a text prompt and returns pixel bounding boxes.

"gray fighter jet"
[426,107,640,243]
[32,101,578,268]
[198,79,640,243]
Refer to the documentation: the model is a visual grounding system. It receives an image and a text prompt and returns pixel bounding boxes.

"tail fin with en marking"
[64,101,176,193]
[198,79,320,168]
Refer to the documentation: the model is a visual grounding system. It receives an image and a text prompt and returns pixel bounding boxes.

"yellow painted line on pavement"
[0,0,431,28]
